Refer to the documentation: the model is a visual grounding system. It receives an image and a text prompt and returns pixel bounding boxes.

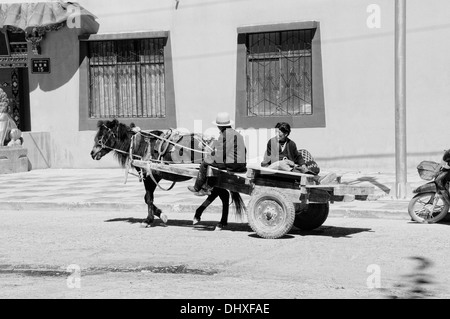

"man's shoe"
[201,186,212,196]
[188,186,208,196]
[188,186,199,193]
[194,189,208,197]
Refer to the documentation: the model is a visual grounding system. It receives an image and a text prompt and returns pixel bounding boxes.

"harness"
[97,125,214,191]
[98,125,132,157]
[155,129,182,161]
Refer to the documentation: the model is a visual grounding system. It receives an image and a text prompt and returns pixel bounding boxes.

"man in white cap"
[188,112,247,196]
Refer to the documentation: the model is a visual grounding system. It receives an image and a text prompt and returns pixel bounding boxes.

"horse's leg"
[193,187,221,223]
[143,174,167,226]
[143,177,157,225]
[153,205,168,225]
[217,188,230,228]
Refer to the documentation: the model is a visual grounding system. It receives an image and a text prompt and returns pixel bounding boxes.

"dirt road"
[0,209,449,299]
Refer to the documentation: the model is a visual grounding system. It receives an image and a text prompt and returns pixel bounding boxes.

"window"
[0,29,28,57]
[0,29,28,69]
[88,38,166,118]
[247,30,313,117]
[7,29,27,56]
[0,32,10,56]
[236,22,325,129]
[79,32,177,131]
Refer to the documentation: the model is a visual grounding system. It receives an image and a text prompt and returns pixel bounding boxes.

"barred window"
[88,38,166,118]
[246,30,313,117]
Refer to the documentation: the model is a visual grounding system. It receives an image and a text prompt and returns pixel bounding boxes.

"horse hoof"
[160,213,168,224]
[193,218,201,225]
[215,223,227,231]
[140,220,155,228]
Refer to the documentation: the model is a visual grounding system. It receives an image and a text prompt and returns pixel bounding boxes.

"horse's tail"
[230,191,246,220]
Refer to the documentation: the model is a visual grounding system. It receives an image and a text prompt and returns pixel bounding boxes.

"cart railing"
[131,160,374,200]
[130,159,376,239]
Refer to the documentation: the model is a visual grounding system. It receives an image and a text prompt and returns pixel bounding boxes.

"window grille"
[88,38,166,118]
[246,30,313,117]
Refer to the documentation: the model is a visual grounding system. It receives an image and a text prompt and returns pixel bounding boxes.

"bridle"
[96,124,129,155]
[94,124,213,191]
[95,124,146,183]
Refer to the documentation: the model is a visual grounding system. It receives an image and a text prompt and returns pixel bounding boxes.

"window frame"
[78,31,177,131]
[0,31,11,56]
[235,21,325,129]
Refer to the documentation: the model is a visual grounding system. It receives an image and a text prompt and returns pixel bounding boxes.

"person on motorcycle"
[435,149,450,204]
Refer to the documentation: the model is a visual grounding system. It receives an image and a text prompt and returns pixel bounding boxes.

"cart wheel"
[294,203,329,231]
[247,188,295,239]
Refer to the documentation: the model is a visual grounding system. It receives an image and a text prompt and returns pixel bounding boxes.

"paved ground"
[0,167,426,220]
[1,211,449,299]
[1,168,449,301]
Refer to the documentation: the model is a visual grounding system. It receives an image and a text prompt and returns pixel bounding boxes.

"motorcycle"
[408,156,450,224]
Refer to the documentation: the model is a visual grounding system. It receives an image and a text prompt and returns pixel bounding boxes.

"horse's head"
[91,119,129,161]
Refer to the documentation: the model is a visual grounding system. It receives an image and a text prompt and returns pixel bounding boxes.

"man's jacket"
[209,128,247,172]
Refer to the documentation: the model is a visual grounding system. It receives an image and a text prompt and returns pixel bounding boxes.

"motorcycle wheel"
[408,192,449,224]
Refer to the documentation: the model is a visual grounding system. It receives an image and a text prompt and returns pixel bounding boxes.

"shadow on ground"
[290,225,373,238]
[105,217,373,239]
[407,219,450,226]
[105,217,147,225]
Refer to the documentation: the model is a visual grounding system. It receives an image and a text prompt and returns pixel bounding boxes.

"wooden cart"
[132,160,374,239]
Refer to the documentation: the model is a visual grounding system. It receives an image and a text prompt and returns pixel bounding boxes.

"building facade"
[1,0,449,171]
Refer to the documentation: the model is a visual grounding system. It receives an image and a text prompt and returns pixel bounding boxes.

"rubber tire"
[247,188,295,239]
[294,203,330,231]
[408,192,449,224]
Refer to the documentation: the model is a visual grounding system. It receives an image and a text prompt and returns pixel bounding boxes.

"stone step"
[0,147,30,174]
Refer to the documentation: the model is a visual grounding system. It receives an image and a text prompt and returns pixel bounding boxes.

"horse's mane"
[97,119,163,168]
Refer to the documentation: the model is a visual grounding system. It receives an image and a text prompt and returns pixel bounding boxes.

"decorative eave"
[23,22,65,55]
[0,56,27,68]
[0,2,98,55]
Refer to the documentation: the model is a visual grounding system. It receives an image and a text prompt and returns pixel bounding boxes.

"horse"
[90,119,246,228]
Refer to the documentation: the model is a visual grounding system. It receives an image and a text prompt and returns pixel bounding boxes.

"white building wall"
[4,0,450,171]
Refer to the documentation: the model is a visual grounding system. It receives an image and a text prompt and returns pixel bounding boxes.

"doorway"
[0,67,30,132]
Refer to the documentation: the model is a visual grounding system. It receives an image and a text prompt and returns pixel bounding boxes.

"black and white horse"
[90,119,245,228]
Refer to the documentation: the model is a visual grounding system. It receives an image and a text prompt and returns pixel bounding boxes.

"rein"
[98,125,211,191]
[137,129,213,155]
[98,125,144,185]
[98,125,137,157]
[145,168,177,192]
[129,133,176,191]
